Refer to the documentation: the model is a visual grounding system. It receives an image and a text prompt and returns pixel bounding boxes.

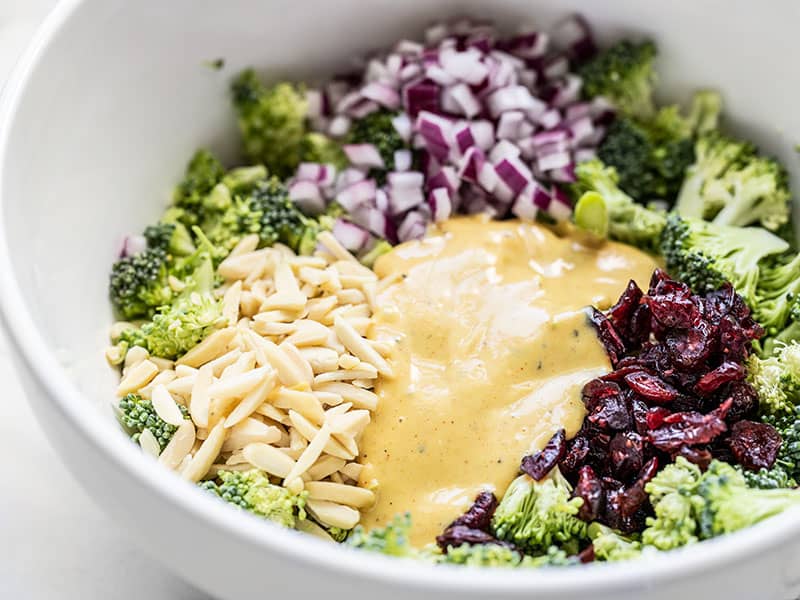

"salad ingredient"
[201,469,308,528]
[642,458,800,549]
[566,270,773,532]
[117,393,189,452]
[597,92,720,204]
[347,513,415,557]
[753,255,800,355]
[358,216,658,545]
[491,470,588,555]
[660,214,789,302]
[578,40,656,120]
[588,523,643,561]
[346,109,409,183]
[675,132,791,231]
[748,341,800,418]
[172,149,227,220]
[570,159,666,252]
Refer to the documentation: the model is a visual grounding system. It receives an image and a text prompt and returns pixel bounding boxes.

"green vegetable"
[359,239,393,268]
[589,523,643,562]
[346,513,416,558]
[660,214,788,302]
[231,69,343,178]
[748,341,800,417]
[642,458,800,549]
[143,222,196,257]
[172,149,226,220]
[740,464,797,490]
[117,393,188,451]
[578,39,657,120]
[675,131,791,232]
[109,246,175,320]
[761,405,800,485]
[491,470,587,555]
[597,92,720,204]
[571,159,667,252]
[347,109,408,182]
[753,255,800,352]
[573,191,609,237]
[201,469,307,528]
[434,544,531,568]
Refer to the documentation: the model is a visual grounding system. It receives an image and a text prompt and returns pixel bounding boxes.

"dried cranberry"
[573,465,605,522]
[646,407,671,430]
[674,445,713,470]
[582,379,622,411]
[627,303,653,346]
[665,323,712,370]
[624,371,678,404]
[588,307,626,365]
[436,525,505,551]
[600,365,652,383]
[520,429,566,480]
[695,362,745,395]
[448,491,498,531]
[560,436,591,474]
[647,268,671,294]
[648,290,699,329]
[577,544,596,563]
[728,420,782,471]
[588,393,632,431]
[649,409,728,452]
[608,432,645,481]
[702,284,736,320]
[718,315,758,362]
[608,280,644,329]
[628,396,650,435]
[725,382,760,423]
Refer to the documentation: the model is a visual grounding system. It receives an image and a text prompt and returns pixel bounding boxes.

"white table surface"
[0,2,208,598]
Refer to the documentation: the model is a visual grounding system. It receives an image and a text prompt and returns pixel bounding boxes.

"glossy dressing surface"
[358,216,659,545]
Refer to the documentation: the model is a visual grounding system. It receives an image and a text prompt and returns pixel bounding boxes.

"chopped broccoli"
[578,40,657,120]
[686,90,723,135]
[642,458,800,549]
[346,513,417,558]
[143,222,196,257]
[748,341,800,417]
[117,393,188,451]
[250,177,320,254]
[172,149,226,217]
[740,464,797,490]
[598,92,720,204]
[589,523,643,562]
[325,527,351,543]
[675,132,791,231]
[109,247,174,320]
[359,239,393,268]
[762,405,800,484]
[491,469,588,556]
[347,109,408,182]
[571,159,667,252]
[201,469,307,528]
[752,254,800,348]
[660,214,788,302]
[231,70,344,179]
[435,543,529,568]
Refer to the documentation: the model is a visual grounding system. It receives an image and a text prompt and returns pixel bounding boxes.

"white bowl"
[2,1,800,598]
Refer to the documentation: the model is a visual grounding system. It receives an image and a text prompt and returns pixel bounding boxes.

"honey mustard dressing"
[358,215,659,546]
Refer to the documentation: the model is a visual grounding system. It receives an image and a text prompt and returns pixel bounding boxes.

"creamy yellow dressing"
[358,215,659,546]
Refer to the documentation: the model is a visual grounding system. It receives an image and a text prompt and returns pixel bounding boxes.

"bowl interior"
[2,0,800,594]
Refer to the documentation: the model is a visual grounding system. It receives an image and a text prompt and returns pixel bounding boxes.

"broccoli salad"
[105,13,800,569]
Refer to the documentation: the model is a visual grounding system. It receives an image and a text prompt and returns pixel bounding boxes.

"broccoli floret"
[173,149,226,217]
[325,527,351,543]
[752,255,800,347]
[231,70,309,179]
[762,406,800,484]
[597,91,720,205]
[675,132,791,231]
[250,177,320,254]
[641,458,800,548]
[748,341,800,416]
[578,40,657,120]
[435,543,529,568]
[589,523,643,562]
[347,109,408,182]
[491,470,587,556]
[201,469,307,528]
[301,132,348,169]
[359,239,393,268]
[143,222,196,257]
[660,214,788,302]
[571,160,667,252]
[346,513,417,558]
[109,247,174,320]
[117,393,188,451]
[740,464,797,490]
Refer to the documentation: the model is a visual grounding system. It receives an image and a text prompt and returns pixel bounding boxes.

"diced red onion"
[337,179,376,211]
[489,139,521,163]
[457,147,486,183]
[486,85,541,118]
[375,188,390,212]
[495,156,533,195]
[574,148,597,163]
[426,64,458,86]
[289,180,325,215]
[425,23,449,45]
[440,48,489,85]
[565,102,591,121]
[429,187,453,222]
[388,171,425,189]
[328,115,351,137]
[549,185,573,221]
[471,120,496,150]
[391,112,413,142]
[537,149,572,172]
[361,82,401,109]
[511,182,541,220]
[503,31,549,59]
[389,185,425,215]
[337,168,366,190]
[399,63,423,82]
[396,39,424,56]
[550,74,583,108]
[549,163,577,183]
[496,110,525,140]
[448,83,482,118]
[343,144,385,169]
[478,162,499,193]
[394,149,413,171]
[348,99,379,119]
[332,219,371,251]
[123,235,147,257]
[537,108,562,129]
[427,166,459,192]
[550,14,596,61]
[567,115,594,146]
[542,55,569,80]
[295,162,323,182]
[580,125,607,148]
[455,123,476,153]
[397,210,428,241]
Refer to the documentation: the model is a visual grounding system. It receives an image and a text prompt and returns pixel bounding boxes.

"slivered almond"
[255,321,296,336]
[306,456,347,481]
[209,366,270,400]
[289,427,308,452]
[285,320,330,347]
[340,462,363,482]
[243,442,296,478]
[362,281,377,311]
[224,371,277,428]
[189,364,213,428]
[305,481,375,508]
[284,424,331,483]
[335,288,366,305]
[219,351,256,379]
[327,409,371,437]
[137,369,176,400]
[299,347,339,374]
[123,346,149,370]
[222,418,281,452]
[178,327,237,368]
[306,499,360,529]
[139,428,161,457]
[333,432,359,458]
[181,422,226,482]
[337,354,360,370]
[260,291,307,312]
[218,251,268,281]
[313,369,377,385]
[255,402,291,425]
[260,340,307,387]
[280,342,314,384]
[175,364,197,377]
[317,231,358,263]
[159,420,196,469]
[314,383,377,410]
[151,385,185,426]
[222,281,243,325]
[229,234,260,257]
[272,388,325,425]
[289,410,355,460]
[150,356,175,372]
[314,391,344,407]
[306,296,338,322]
[240,291,261,317]
[117,360,159,396]
[205,348,242,377]
[167,374,196,397]
[298,266,329,286]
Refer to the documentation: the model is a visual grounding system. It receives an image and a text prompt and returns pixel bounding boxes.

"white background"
[0,2,208,598]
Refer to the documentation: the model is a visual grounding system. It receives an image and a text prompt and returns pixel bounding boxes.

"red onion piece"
[343,144,385,169]
[332,219,371,251]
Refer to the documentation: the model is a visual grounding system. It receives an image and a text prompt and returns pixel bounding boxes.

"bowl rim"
[1,0,800,594]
